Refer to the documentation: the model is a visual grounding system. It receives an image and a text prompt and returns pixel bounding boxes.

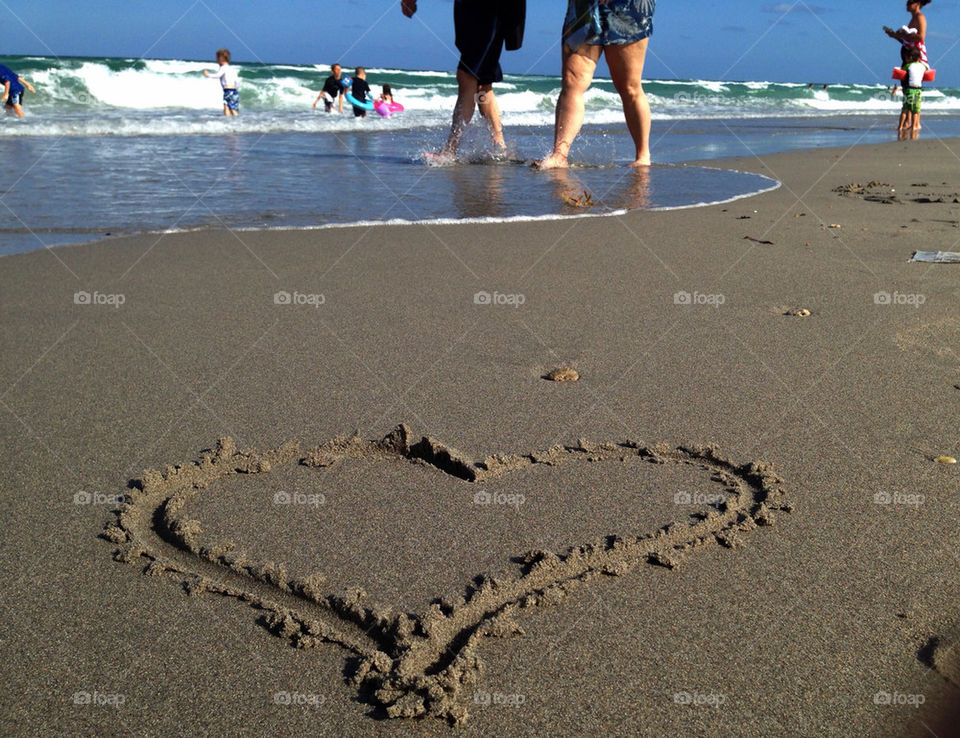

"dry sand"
[1,138,959,736]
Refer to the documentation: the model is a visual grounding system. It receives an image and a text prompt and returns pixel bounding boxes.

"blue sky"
[2,0,957,83]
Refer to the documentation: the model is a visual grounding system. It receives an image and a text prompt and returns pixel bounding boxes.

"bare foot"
[628,156,651,168]
[423,150,456,166]
[533,153,569,170]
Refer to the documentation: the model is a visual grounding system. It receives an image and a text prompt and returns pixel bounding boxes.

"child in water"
[898,45,926,136]
[203,48,239,116]
[0,63,36,117]
[378,84,394,104]
[348,67,371,118]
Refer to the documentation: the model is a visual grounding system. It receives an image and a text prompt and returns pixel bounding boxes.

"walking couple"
[402,0,656,167]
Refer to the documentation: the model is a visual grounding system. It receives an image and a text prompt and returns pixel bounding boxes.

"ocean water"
[2,55,959,255]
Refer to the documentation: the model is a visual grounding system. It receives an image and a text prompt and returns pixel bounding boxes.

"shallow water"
[2,115,959,256]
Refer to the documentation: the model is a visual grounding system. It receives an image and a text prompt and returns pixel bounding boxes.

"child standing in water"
[348,67,371,118]
[897,46,925,136]
[203,48,239,116]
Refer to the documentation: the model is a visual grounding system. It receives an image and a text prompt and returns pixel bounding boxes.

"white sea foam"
[4,56,958,135]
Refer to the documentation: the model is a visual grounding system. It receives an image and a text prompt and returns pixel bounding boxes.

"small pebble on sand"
[545,368,579,382]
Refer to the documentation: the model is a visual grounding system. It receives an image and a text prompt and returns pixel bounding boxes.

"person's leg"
[12,103,24,117]
[428,0,508,162]
[604,38,652,166]
[475,83,505,151]
[429,68,481,161]
[430,69,505,161]
[536,44,602,169]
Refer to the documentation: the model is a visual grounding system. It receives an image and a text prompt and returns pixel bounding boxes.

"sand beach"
[1,138,959,736]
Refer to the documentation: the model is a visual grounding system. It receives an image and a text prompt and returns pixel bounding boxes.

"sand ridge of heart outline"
[103,424,792,725]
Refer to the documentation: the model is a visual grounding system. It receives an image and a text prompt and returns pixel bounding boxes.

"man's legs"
[432,68,505,161]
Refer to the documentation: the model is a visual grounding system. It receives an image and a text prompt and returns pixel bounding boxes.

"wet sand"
[1,138,959,736]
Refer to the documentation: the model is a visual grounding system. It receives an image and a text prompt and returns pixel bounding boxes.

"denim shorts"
[563,0,655,50]
[222,88,239,111]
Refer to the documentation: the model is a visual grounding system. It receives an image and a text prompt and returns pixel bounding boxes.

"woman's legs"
[536,44,603,169]
[604,38,651,166]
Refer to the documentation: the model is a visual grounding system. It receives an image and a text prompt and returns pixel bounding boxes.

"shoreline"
[2,163,781,252]
[4,119,960,259]
[2,136,959,735]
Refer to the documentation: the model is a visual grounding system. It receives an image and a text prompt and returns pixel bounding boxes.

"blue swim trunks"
[563,0,655,50]
[222,88,239,111]
[5,90,22,106]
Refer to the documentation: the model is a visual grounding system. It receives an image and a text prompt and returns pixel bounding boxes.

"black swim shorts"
[454,0,524,86]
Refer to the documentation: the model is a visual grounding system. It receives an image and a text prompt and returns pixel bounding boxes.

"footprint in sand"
[895,318,960,372]
[103,425,791,725]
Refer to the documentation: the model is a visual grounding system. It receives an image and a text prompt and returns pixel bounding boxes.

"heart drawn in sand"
[103,425,791,725]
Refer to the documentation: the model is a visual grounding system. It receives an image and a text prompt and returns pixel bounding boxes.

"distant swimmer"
[0,63,36,117]
[374,84,405,117]
[203,48,239,116]
[312,63,344,113]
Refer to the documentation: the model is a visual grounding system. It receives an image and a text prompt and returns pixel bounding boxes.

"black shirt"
[323,75,341,97]
[350,78,370,105]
